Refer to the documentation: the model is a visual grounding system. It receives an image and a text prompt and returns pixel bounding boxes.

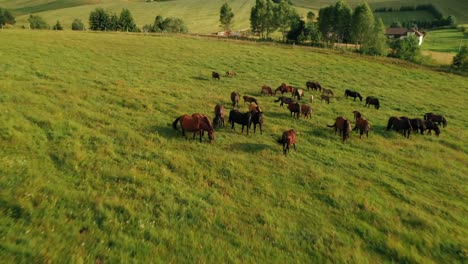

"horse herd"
[173,75,448,155]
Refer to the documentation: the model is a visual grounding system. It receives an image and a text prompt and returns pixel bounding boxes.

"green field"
[0,30,467,262]
[422,28,468,53]
[374,10,435,26]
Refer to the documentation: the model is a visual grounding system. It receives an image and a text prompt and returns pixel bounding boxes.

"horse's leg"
[199,130,203,142]
[293,143,296,151]
[259,123,262,135]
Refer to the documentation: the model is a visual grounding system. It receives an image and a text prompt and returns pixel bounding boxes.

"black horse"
[422,120,441,136]
[402,117,426,135]
[250,111,264,134]
[229,110,252,135]
[365,96,380,109]
[344,89,363,101]
[306,81,322,91]
[387,117,412,138]
[424,113,447,128]
[274,96,295,107]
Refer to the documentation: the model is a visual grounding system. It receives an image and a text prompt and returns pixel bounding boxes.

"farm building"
[385,28,425,45]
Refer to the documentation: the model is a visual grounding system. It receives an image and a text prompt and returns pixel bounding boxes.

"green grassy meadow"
[374,10,435,26]
[0,30,467,262]
[422,28,468,53]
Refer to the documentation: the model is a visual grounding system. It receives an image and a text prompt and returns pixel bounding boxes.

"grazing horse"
[274,96,295,107]
[277,129,297,155]
[248,102,259,112]
[172,113,215,142]
[230,92,240,108]
[322,88,334,96]
[213,104,225,129]
[243,95,258,105]
[288,102,301,119]
[306,81,322,92]
[344,89,363,101]
[365,96,380,109]
[320,94,330,104]
[226,71,237,77]
[352,110,362,121]
[387,117,412,138]
[229,109,252,135]
[422,120,440,136]
[424,113,447,127]
[212,71,220,80]
[327,116,351,143]
[261,85,273,96]
[250,110,264,134]
[353,117,371,139]
[294,88,304,100]
[400,117,426,135]
[275,83,295,96]
[301,104,312,119]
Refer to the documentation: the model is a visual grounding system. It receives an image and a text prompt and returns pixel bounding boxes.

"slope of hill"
[0,30,467,263]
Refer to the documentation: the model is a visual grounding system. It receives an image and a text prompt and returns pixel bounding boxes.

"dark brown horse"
[422,120,440,136]
[229,109,252,135]
[294,88,304,100]
[275,83,295,96]
[322,88,334,96]
[243,95,258,105]
[173,113,215,142]
[353,117,371,139]
[288,102,301,119]
[306,81,322,92]
[250,110,264,134]
[260,85,273,96]
[327,116,351,143]
[386,117,412,138]
[212,71,220,80]
[365,96,380,110]
[345,89,363,101]
[277,129,297,155]
[320,94,330,104]
[352,110,362,121]
[274,96,295,107]
[301,104,312,119]
[231,91,240,108]
[424,113,447,127]
[225,71,237,77]
[213,104,225,129]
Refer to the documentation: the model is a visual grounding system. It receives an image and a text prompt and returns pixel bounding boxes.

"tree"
[446,15,456,26]
[0,8,15,26]
[219,2,234,31]
[89,7,109,31]
[390,21,402,28]
[306,11,315,22]
[72,19,85,30]
[333,0,352,43]
[362,18,387,56]
[53,20,63,30]
[318,5,335,42]
[275,0,297,41]
[153,15,164,32]
[119,8,137,32]
[452,45,467,71]
[350,3,374,45]
[28,15,49,29]
[264,0,276,38]
[250,0,275,39]
[389,35,422,62]
[108,12,120,31]
[161,17,188,33]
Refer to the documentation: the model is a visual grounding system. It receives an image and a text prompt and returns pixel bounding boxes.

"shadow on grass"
[190,76,210,81]
[149,124,177,138]
[230,143,271,153]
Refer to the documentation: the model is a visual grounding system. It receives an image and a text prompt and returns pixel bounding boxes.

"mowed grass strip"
[0,30,467,263]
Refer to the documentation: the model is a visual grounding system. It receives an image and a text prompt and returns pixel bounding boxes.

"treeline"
[142,16,188,33]
[375,4,456,29]
[0,7,15,26]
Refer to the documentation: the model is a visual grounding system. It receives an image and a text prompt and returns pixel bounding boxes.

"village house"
[385,28,425,45]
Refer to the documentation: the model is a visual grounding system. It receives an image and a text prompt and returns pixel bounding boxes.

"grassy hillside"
[0,30,467,263]
[374,10,435,26]
[422,28,467,53]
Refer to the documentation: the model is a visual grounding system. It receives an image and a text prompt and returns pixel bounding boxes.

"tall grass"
[0,30,467,263]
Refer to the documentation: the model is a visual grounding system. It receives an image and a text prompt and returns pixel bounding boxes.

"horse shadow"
[147,124,175,138]
[190,76,210,81]
[230,143,271,153]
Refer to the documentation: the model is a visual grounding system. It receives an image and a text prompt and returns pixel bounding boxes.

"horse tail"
[274,98,281,102]
[172,116,181,130]
[386,117,394,130]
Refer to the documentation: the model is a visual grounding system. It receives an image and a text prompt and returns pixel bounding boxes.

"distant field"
[292,0,468,24]
[0,30,467,263]
[422,28,467,53]
[374,10,435,26]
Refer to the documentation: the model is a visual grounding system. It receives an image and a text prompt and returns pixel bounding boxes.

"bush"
[28,15,49,29]
[389,35,423,63]
[0,7,15,26]
[452,45,468,72]
[71,19,85,30]
[53,20,63,30]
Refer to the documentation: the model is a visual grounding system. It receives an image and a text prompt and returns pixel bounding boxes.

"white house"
[385,28,424,46]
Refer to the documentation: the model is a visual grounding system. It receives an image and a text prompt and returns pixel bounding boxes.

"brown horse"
[213,104,225,129]
[274,96,295,107]
[243,95,258,105]
[301,104,312,119]
[353,117,371,139]
[212,71,220,80]
[322,88,334,96]
[231,91,240,108]
[277,129,297,155]
[352,110,361,121]
[306,81,322,92]
[260,85,273,96]
[173,113,215,142]
[294,88,304,100]
[248,102,259,112]
[226,71,237,77]
[424,112,447,127]
[327,116,351,143]
[275,83,295,96]
[288,102,301,118]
